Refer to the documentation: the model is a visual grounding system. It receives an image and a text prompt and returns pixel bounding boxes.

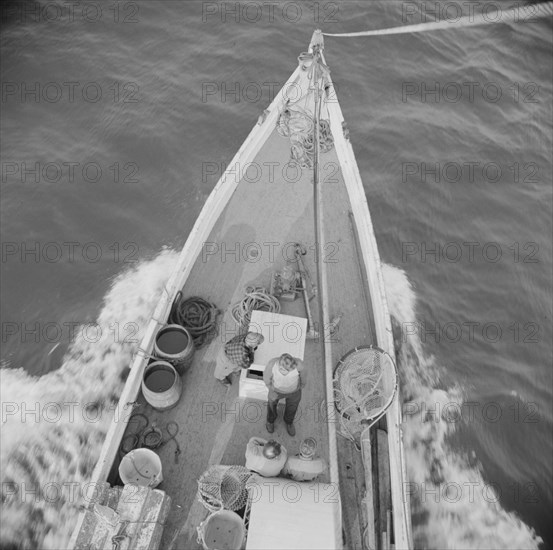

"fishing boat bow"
[69,30,413,550]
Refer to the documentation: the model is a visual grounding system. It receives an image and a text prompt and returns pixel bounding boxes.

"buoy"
[118,448,163,488]
[154,324,195,375]
[197,510,245,550]
[142,361,182,410]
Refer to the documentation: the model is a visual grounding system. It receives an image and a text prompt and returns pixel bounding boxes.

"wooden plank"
[99,486,171,550]
[107,484,149,550]
[133,489,172,550]
[361,428,377,550]
[73,506,113,550]
[337,440,363,550]
[377,429,391,546]
[105,486,123,510]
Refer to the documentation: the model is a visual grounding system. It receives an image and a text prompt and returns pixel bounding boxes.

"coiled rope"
[231,286,280,329]
[323,1,553,37]
[120,413,182,464]
[169,292,220,347]
[277,105,334,169]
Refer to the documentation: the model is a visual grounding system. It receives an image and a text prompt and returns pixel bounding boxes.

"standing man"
[263,353,306,436]
[214,331,264,387]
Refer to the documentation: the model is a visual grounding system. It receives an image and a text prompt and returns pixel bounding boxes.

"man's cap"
[245,332,264,347]
[299,437,317,459]
[263,440,282,459]
[279,353,296,368]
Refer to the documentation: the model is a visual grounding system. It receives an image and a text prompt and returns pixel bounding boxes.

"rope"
[323,1,553,37]
[277,105,334,169]
[169,293,221,347]
[111,520,129,550]
[142,425,163,449]
[231,286,280,329]
[165,421,181,464]
[119,415,182,464]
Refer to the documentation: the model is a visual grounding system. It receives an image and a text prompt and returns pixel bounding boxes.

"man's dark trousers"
[267,389,302,424]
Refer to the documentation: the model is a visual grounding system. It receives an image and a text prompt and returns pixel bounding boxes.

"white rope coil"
[231,286,280,329]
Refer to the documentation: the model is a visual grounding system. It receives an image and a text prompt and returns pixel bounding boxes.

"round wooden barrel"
[154,324,195,375]
[141,361,182,410]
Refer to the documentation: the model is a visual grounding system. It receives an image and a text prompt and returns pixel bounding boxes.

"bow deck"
[71,31,411,550]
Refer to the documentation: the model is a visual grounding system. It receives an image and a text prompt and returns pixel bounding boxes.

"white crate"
[239,311,307,401]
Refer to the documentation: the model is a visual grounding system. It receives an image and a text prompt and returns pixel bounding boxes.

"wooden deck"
[67,26,420,545]
[67,31,414,550]
[107,119,385,548]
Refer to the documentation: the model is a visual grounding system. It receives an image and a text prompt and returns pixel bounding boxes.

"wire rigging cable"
[323,1,553,37]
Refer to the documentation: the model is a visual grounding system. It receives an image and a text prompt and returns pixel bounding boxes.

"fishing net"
[333,346,398,441]
[197,465,253,512]
[277,106,334,169]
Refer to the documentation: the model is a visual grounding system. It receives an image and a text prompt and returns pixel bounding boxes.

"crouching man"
[282,437,327,482]
[245,437,287,477]
[214,331,264,387]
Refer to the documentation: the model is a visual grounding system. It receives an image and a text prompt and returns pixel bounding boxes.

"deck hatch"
[245,475,340,550]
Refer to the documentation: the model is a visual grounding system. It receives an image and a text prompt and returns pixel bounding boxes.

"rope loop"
[169,295,220,347]
[231,287,280,329]
[277,103,334,169]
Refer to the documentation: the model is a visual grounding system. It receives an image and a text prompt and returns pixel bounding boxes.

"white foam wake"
[382,263,542,549]
[0,249,178,549]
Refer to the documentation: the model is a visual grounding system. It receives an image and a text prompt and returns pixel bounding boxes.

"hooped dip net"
[197,465,252,512]
[333,346,398,441]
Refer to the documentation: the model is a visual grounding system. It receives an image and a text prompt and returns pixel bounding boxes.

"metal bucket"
[154,324,195,375]
[197,510,245,550]
[118,448,163,488]
[142,361,182,410]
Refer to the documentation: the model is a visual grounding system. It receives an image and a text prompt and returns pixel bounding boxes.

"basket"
[197,465,252,512]
[197,510,245,550]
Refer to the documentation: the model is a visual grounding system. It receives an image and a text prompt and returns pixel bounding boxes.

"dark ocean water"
[1,1,551,548]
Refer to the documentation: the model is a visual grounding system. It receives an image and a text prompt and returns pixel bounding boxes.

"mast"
[312,37,323,287]
[309,28,326,354]
[309,29,342,550]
